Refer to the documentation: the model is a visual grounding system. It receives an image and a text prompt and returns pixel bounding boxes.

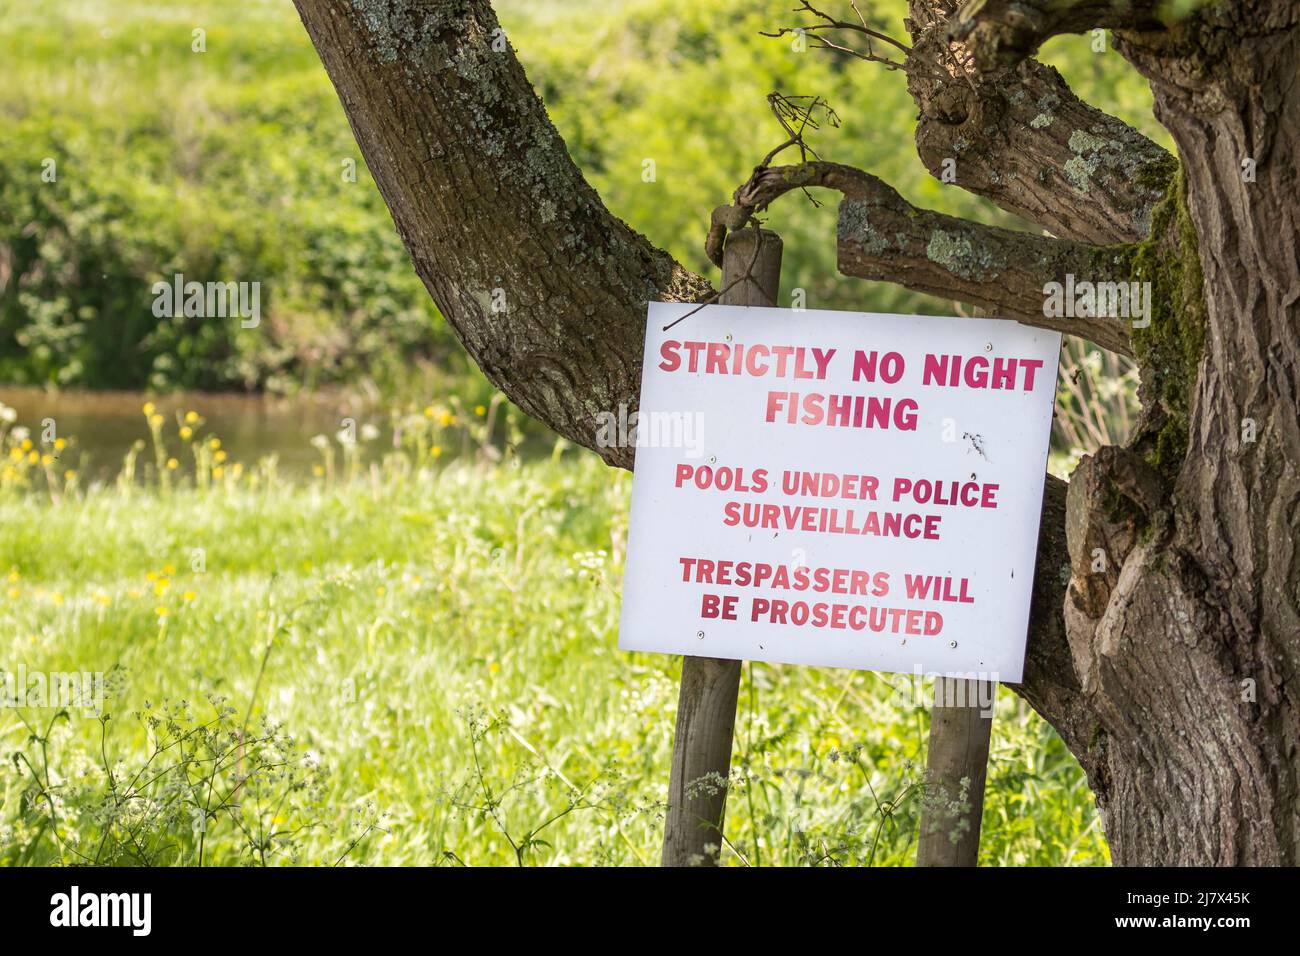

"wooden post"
[917,299,998,868]
[661,227,782,867]
[916,676,995,866]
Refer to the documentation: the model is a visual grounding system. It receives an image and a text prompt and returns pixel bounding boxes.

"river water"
[0,386,399,483]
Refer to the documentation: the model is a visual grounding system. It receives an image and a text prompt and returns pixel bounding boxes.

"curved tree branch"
[948,0,1166,72]
[292,0,712,472]
[718,162,1135,354]
[909,54,1177,245]
[774,1,1178,243]
[905,0,1178,245]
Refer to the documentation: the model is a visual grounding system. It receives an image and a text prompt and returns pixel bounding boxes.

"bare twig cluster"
[760,1,912,70]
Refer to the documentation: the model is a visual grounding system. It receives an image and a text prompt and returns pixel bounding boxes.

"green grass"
[0,415,1108,866]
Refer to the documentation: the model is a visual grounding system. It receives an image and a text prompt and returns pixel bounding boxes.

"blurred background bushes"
[0,0,1169,398]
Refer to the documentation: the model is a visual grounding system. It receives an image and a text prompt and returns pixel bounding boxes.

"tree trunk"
[1061,10,1300,865]
[291,0,710,472]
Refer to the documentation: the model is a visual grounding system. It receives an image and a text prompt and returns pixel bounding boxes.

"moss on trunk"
[1121,166,1207,480]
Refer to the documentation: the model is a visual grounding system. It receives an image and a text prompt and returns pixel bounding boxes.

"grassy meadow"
[0,404,1107,866]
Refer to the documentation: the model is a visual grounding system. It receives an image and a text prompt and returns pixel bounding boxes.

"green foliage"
[3,0,1168,395]
[5,699,334,866]
[0,0,458,392]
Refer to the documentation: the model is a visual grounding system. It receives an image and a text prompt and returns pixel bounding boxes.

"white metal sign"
[618,303,1061,682]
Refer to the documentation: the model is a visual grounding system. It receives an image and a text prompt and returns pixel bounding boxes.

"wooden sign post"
[916,676,995,866]
[661,227,783,867]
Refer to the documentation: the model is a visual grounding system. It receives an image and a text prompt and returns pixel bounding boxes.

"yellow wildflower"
[179,426,193,440]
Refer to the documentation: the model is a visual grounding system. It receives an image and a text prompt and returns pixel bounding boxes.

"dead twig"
[760,0,912,70]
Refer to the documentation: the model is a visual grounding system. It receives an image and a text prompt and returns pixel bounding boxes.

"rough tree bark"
[292,0,1299,865]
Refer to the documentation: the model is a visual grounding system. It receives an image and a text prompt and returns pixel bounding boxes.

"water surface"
[0,386,398,483]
